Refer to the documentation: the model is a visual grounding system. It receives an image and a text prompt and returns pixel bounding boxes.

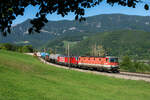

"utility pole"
[49,48,53,54]
[55,47,56,54]
[68,43,70,67]
[94,43,97,56]
[65,44,67,55]
[44,48,46,52]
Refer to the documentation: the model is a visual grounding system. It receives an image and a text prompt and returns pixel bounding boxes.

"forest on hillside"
[45,30,150,59]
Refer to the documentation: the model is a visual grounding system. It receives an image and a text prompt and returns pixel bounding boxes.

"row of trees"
[120,56,150,73]
[0,43,33,53]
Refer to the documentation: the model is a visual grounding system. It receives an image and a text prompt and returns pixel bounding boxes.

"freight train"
[39,52,120,73]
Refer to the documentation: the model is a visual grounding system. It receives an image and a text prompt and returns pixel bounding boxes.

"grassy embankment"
[0,50,150,100]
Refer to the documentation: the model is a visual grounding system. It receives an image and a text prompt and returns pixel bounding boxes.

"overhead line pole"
[68,43,70,68]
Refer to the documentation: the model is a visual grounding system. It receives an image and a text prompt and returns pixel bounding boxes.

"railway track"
[119,72,150,78]
[37,57,150,83]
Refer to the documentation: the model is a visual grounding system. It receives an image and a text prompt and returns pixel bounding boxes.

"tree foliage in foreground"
[0,0,149,36]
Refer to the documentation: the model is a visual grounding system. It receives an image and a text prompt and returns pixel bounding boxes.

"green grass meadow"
[0,50,150,100]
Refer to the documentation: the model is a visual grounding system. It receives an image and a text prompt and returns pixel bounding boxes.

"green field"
[0,50,150,100]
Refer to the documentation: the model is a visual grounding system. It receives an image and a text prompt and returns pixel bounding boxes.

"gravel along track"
[38,57,150,83]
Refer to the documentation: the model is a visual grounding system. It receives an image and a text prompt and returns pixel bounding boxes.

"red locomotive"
[78,56,119,72]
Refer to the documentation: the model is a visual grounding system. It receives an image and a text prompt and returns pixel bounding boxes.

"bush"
[0,43,16,51]
[120,56,133,71]
[120,56,150,73]
[0,43,33,53]
[21,45,33,53]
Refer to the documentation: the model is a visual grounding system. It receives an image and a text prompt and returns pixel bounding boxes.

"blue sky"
[13,1,150,25]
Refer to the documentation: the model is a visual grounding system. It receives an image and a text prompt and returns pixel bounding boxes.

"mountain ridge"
[1,14,150,48]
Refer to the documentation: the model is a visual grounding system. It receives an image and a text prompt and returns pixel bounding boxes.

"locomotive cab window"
[75,57,78,60]
[109,58,118,63]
